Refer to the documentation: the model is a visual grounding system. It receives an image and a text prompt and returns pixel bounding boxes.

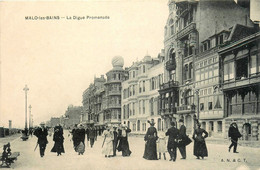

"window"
[133,103,135,115]
[200,103,204,111]
[143,81,145,92]
[143,65,146,73]
[133,85,135,95]
[203,43,207,51]
[224,62,234,81]
[143,100,145,114]
[184,64,188,80]
[210,37,216,48]
[189,63,193,79]
[139,101,141,114]
[133,71,135,78]
[139,83,142,93]
[250,55,257,75]
[137,120,140,131]
[219,34,224,44]
[208,102,212,110]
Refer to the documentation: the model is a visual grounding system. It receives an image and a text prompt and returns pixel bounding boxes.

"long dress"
[102,130,114,156]
[143,126,158,160]
[117,128,132,156]
[192,128,208,158]
[51,127,65,155]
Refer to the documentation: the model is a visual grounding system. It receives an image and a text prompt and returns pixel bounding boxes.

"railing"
[160,106,177,115]
[159,80,179,90]
[177,104,196,113]
[166,60,176,71]
[108,90,121,95]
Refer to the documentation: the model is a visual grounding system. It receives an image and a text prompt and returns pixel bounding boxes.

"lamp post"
[28,105,32,129]
[194,89,200,123]
[23,85,29,135]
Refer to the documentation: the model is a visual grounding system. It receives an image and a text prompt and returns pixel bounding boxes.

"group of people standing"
[101,123,131,158]
[143,119,208,161]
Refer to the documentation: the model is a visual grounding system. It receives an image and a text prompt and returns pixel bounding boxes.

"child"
[157,131,167,160]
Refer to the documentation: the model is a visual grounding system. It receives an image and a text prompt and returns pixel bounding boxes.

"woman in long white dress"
[102,126,114,158]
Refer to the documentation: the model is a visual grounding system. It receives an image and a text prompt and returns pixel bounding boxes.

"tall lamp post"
[23,85,29,136]
[29,105,32,129]
[194,89,200,124]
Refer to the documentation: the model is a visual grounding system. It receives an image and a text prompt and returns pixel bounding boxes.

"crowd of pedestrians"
[31,119,242,161]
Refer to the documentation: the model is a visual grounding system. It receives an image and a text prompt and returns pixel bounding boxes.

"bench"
[0,143,20,168]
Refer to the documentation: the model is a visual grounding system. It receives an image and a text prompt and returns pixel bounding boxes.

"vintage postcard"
[0,0,260,170]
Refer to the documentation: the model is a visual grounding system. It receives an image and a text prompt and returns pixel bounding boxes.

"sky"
[0,0,259,128]
[0,0,169,128]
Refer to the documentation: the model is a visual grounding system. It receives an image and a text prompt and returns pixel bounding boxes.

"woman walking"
[51,125,65,156]
[192,122,208,159]
[143,119,158,160]
[102,126,114,158]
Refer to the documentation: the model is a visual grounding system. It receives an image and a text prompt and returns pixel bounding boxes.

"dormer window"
[219,34,224,45]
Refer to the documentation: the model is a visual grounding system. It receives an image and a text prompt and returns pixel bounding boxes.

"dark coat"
[143,126,158,160]
[228,125,242,140]
[51,127,65,153]
[192,128,208,157]
[117,127,131,156]
[88,128,96,139]
[166,126,179,147]
[34,127,48,145]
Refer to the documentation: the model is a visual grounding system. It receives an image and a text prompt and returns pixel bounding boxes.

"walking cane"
[34,142,39,151]
[102,136,106,148]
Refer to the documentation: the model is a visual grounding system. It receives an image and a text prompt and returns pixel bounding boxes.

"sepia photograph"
[0,0,260,169]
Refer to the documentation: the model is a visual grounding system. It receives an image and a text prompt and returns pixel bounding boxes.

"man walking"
[88,124,96,148]
[228,121,242,153]
[166,121,179,162]
[178,119,187,159]
[34,122,48,157]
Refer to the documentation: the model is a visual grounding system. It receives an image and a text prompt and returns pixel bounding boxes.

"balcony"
[177,104,196,114]
[223,74,260,91]
[166,60,176,71]
[160,107,177,116]
[159,80,179,91]
[108,90,121,96]
[106,104,121,109]
[176,22,196,40]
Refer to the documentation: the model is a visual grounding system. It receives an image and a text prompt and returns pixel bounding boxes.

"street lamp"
[194,89,200,123]
[29,105,32,129]
[23,85,29,136]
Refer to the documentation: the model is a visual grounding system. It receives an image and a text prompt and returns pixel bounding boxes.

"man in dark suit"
[34,122,48,157]
[88,124,96,148]
[166,121,179,162]
[112,126,118,157]
[228,121,242,153]
[178,119,187,159]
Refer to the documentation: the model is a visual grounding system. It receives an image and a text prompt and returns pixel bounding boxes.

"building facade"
[219,29,260,141]
[122,54,164,134]
[160,0,254,135]
[103,56,128,125]
[82,75,106,129]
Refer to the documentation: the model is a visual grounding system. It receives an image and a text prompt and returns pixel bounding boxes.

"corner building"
[103,56,128,125]
[160,0,254,136]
